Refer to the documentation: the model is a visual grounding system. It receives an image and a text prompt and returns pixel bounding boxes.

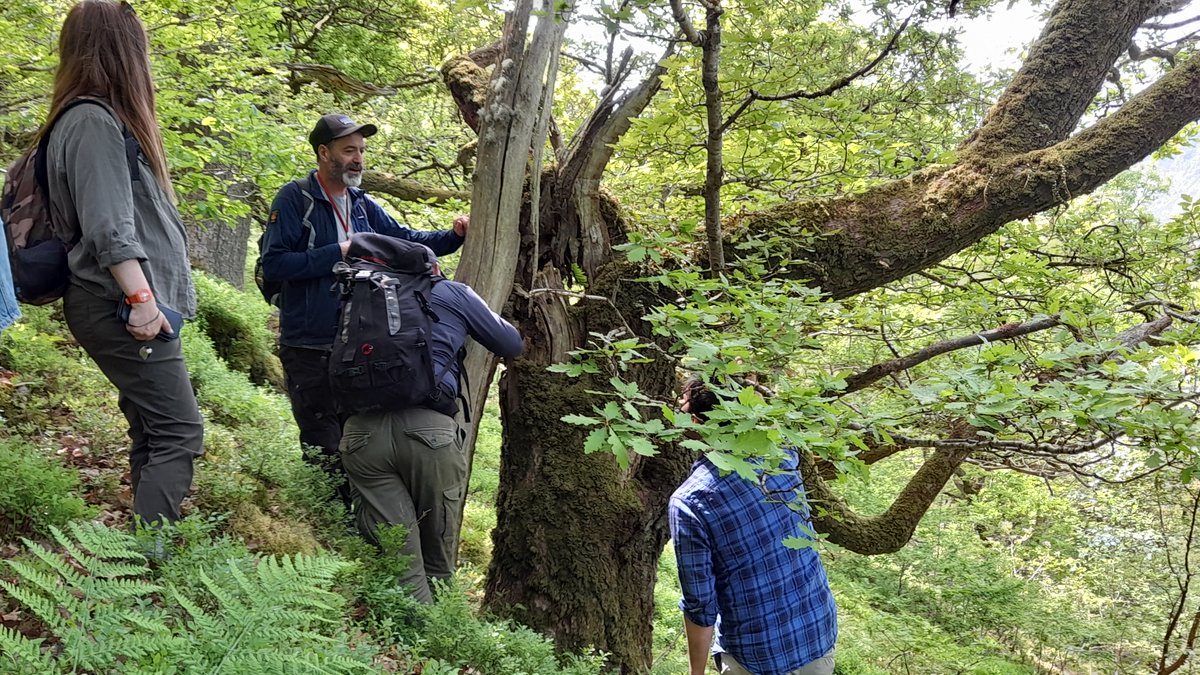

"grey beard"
[342,171,363,188]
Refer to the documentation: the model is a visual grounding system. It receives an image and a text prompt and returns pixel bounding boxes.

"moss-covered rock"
[191,272,285,391]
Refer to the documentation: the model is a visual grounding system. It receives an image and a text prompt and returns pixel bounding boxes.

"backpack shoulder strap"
[453,346,471,424]
[291,178,317,250]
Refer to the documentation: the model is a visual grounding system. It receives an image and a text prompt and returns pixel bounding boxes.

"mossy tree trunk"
[481,164,693,670]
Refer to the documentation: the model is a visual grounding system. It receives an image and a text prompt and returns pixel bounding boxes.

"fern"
[64,520,145,561]
[0,625,57,674]
[0,521,380,671]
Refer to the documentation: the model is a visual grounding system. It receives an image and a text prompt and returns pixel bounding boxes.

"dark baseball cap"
[309,113,378,152]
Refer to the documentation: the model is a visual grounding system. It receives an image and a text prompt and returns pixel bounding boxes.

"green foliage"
[459,392,504,568]
[345,523,424,640]
[0,521,380,673]
[395,579,606,675]
[191,272,284,390]
[343,512,605,675]
[0,439,91,539]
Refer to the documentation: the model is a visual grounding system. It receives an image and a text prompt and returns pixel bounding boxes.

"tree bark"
[733,45,1200,299]
[700,3,725,274]
[185,216,250,289]
[445,38,682,669]
[486,257,691,672]
[962,0,1166,157]
[182,173,259,289]
[445,0,571,579]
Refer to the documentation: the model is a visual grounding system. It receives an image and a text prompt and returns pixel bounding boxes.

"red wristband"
[125,288,153,304]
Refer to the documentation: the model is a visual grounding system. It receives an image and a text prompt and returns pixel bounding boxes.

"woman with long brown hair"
[44,0,202,530]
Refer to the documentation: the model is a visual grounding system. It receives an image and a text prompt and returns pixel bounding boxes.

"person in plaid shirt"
[669,377,838,675]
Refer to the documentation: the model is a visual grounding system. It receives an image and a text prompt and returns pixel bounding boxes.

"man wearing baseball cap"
[259,113,469,507]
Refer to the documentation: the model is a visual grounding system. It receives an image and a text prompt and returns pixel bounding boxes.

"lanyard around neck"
[315,173,352,236]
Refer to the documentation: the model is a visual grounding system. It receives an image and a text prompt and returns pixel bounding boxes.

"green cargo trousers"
[340,406,466,603]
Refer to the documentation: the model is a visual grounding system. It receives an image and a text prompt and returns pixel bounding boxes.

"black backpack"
[328,233,457,416]
[253,179,315,306]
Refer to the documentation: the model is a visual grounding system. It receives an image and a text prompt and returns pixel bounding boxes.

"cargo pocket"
[340,430,371,457]
[406,426,456,451]
[441,483,464,545]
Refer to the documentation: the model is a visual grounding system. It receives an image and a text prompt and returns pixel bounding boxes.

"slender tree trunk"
[701,2,725,274]
[183,173,259,289]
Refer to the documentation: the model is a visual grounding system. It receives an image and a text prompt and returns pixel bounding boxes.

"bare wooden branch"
[454,0,573,533]
[1159,488,1200,674]
[295,8,336,52]
[561,44,674,188]
[528,27,565,288]
[838,315,1062,395]
[276,62,437,96]
[1129,42,1179,66]
[670,0,704,46]
[561,50,607,77]
[1145,14,1200,31]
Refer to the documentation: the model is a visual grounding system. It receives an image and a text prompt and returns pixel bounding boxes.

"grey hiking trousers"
[340,406,467,603]
[63,284,203,526]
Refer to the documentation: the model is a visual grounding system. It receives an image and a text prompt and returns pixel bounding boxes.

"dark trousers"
[63,285,204,526]
[277,345,350,504]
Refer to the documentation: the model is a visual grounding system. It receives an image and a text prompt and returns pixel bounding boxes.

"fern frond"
[198,568,248,616]
[81,558,151,579]
[20,540,86,588]
[226,561,259,604]
[279,649,375,673]
[48,528,105,577]
[0,573,70,632]
[83,577,161,603]
[0,625,57,674]
[65,521,144,562]
[4,532,379,672]
[122,612,171,635]
[0,582,63,634]
[3,559,74,608]
[283,553,352,583]
[168,584,209,622]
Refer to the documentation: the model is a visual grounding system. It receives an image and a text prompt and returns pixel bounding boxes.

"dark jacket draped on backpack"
[260,170,464,348]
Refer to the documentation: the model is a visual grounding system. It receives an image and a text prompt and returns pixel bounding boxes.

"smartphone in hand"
[116,300,183,341]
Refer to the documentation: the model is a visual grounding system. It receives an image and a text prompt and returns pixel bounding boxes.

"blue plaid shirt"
[669,451,837,675]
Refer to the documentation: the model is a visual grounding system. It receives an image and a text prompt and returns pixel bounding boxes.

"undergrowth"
[0,275,609,674]
[0,520,377,673]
